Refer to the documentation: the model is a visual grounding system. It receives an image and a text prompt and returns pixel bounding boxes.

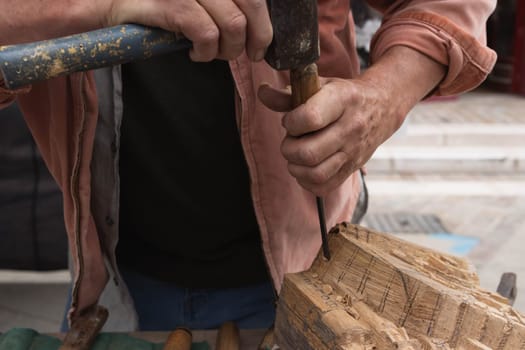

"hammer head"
[264,0,320,71]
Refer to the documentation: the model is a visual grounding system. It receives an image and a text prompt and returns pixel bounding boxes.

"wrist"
[358,45,446,117]
[70,0,113,29]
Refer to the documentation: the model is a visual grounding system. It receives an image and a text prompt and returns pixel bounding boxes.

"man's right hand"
[104,0,273,62]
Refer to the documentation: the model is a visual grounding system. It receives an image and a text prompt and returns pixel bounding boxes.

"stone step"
[365,176,525,196]
[0,269,70,283]
[385,123,525,147]
[368,146,525,174]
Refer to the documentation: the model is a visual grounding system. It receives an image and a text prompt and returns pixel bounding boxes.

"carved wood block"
[274,223,525,350]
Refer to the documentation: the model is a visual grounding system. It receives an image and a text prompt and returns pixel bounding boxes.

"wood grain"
[274,223,525,349]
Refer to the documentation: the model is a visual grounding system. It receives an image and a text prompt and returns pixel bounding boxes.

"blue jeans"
[62,268,276,331]
[121,268,276,330]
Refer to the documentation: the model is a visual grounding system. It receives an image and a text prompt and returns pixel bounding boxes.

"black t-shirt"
[117,50,269,288]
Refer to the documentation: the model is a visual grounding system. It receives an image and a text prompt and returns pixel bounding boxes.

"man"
[0,0,497,332]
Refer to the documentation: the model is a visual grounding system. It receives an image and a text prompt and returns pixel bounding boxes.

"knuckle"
[247,0,273,43]
[280,139,292,160]
[199,26,220,45]
[247,0,266,10]
[252,28,273,49]
[352,117,367,134]
[305,107,324,131]
[337,152,351,170]
[224,12,247,35]
[283,116,299,136]
[261,29,274,47]
[338,120,352,140]
[298,146,319,166]
[163,12,182,32]
[310,168,329,185]
[236,0,267,14]
[342,85,360,106]
[286,163,299,178]
[180,15,220,46]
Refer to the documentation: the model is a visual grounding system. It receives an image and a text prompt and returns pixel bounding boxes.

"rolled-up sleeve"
[367,0,497,96]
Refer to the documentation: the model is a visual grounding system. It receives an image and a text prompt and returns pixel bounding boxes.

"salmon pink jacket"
[0,0,496,330]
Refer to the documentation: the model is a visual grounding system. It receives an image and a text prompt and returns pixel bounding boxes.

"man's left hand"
[258,46,446,196]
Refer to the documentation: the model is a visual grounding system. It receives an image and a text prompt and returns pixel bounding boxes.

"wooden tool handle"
[0,24,192,89]
[497,272,517,305]
[257,326,275,350]
[289,62,331,260]
[290,63,321,107]
[215,321,240,350]
[163,328,193,350]
[59,305,108,350]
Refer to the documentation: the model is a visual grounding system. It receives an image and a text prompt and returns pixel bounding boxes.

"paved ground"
[407,91,525,124]
[362,187,525,312]
[363,88,525,313]
[1,88,524,333]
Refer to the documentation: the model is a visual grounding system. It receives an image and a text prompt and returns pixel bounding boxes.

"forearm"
[358,45,445,127]
[0,0,108,44]
[367,0,496,96]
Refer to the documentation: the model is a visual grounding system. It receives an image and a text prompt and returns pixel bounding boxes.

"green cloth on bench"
[0,328,210,350]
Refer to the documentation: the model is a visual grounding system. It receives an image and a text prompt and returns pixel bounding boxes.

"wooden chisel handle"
[216,321,240,350]
[290,63,331,260]
[0,24,192,89]
[163,327,192,350]
[59,305,108,350]
[290,63,321,108]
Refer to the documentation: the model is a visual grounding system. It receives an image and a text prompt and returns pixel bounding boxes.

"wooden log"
[274,223,525,350]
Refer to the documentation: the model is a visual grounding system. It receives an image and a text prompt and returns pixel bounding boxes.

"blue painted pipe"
[0,24,192,89]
